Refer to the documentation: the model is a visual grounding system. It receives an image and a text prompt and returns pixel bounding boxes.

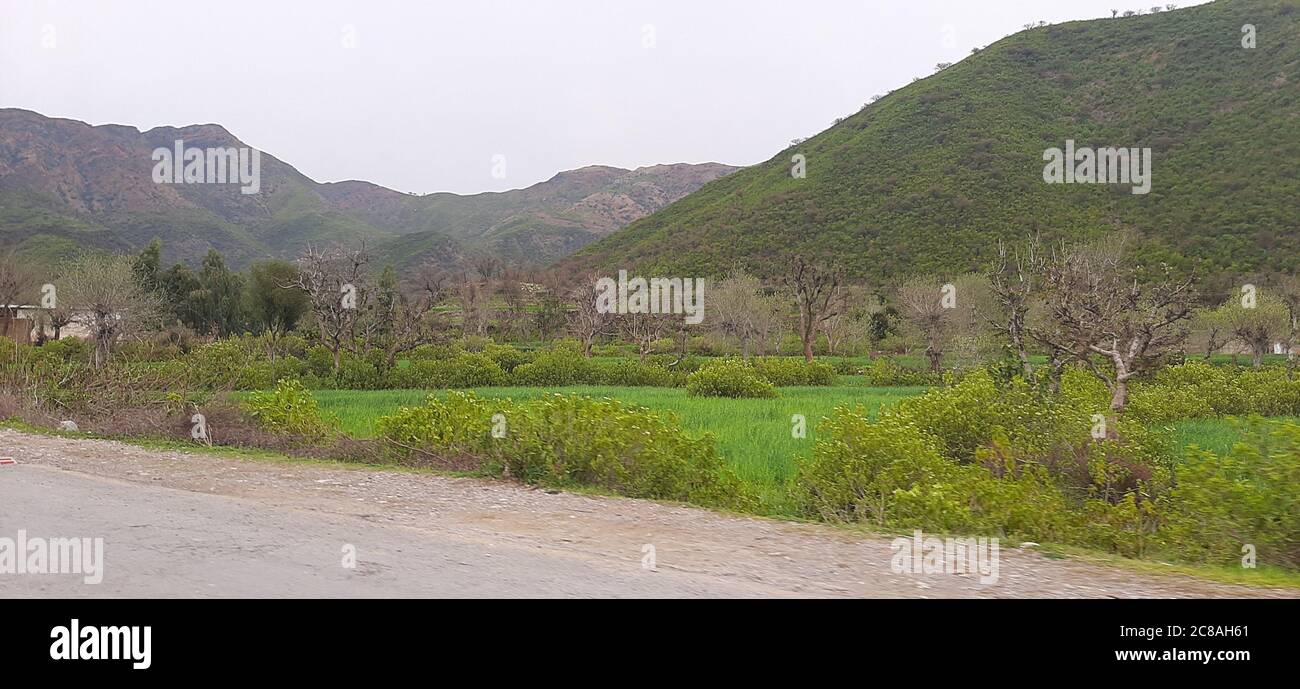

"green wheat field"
[309,383,1265,515]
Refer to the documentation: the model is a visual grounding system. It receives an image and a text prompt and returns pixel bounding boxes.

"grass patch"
[1171,416,1300,456]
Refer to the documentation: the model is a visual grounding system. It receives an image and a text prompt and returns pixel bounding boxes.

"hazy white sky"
[1,0,1212,194]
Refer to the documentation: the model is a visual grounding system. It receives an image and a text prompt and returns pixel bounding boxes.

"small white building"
[0,305,93,344]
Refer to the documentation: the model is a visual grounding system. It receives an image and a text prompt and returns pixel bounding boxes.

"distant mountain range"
[0,107,738,271]
[566,0,1300,284]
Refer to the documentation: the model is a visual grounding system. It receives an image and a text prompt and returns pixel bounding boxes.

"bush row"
[373,392,754,510]
[794,368,1300,568]
[5,336,856,394]
[1127,361,1300,423]
[686,359,778,398]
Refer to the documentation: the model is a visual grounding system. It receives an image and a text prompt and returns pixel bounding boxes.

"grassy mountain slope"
[566,0,1299,283]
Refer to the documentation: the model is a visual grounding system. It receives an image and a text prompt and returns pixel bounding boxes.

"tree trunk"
[93,338,109,369]
[926,348,942,373]
[1109,379,1129,411]
[1011,330,1034,382]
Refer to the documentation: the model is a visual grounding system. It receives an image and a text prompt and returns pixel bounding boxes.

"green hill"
[566,0,1300,284]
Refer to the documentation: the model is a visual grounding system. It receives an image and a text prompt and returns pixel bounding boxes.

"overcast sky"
[1,0,1212,195]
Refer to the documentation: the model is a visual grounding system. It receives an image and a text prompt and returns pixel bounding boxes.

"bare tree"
[1038,239,1194,411]
[473,256,501,284]
[0,249,36,320]
[497,266,531,340]
[1188,304,1229,361]
[619,311,670,361]
[291,243,373,373]
[455,269,492,338]
[1025,298,1076,392]
[751,291,787,357]
[897,277,961,373]
[712,269,767,357]
[33,303,74,343]
[818,285,853,356]
[784,255,840,363]
[0,249,37,342]
[987,238,1040,381]
[532,271,569,342]
[1275,275,1300,376]
[60,254,163,368]
[361,264,447,368]
[566,273,613,356]
[1219,293,1286,368]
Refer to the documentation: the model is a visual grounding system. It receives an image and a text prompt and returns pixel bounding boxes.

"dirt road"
[0,428,1292,598]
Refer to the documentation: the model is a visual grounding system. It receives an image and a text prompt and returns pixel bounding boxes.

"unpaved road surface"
[0,428,1293,598]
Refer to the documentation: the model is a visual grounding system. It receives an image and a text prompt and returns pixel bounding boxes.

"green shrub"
[794,366,1183,553]
[644,353,705,374]
[892,370,1002,462]
[414,353,508,389]
[39,338,92,363]
[1081,493,1161,559]
[1128,383,1216,424]
[374,392,753,509]
[1158,418,1300,569]
[188,339,254,387]
[1119,362,1300,422]
[511,348,601,386]
[482,344,532,373]
[242,379,336,439]
[407,343,463,362]
[795,410,964,526]
[596,359,685,387]
[1057,366,1111,411]
[304,345,336,378]
[1128,361,1230,423]
[1238,369,1300,417]
[751,357,836,386]
[374,390,502,459]
[795,407,1077,537]
[685,359,777,398]
[796,402,1163,547]
[334,353,385,390]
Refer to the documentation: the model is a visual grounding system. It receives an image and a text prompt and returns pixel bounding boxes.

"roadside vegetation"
[1,233,1298,580]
